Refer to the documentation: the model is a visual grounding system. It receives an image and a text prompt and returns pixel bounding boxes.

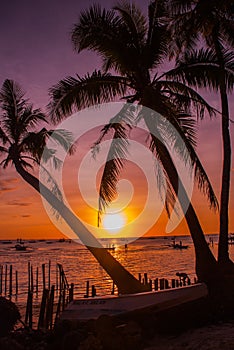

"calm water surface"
[0,235,231,320]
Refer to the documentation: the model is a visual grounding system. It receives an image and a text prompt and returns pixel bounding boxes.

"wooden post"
[31,265,34,292]
[171,279,176,288]
[55,293,62,324]
[111,281,115,295]
[9,265,12,296]
[165,279,169,289]
[154,278,158,291]
[25,291,33,328]
[56,263,58,292]
[15,270,18,295]
[69,283,74,302]
[48,260,51,291]
[42,264,46,290]
[62,289,66,311]
[38,289,49,329]
[149,279,152,291]
[159,278,165,290]
[45,285,55,330]
[144,273,148,285]
[4,265,7,295]
[36,267,39,295]
[91,285,96,297]
[138,273,141,282]
[84,281,89,298]
[176,279,179,287]
[28,262,31,292]
[57,264,62,292]
[0,265,2,295]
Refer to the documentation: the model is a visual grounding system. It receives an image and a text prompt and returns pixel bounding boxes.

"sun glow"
[103,213,126,233]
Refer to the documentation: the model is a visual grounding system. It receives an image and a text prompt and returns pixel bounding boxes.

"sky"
[0,0,233,240]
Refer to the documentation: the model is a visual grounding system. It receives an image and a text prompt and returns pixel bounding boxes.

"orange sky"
[0,1,233,241]
[0,113,233,240]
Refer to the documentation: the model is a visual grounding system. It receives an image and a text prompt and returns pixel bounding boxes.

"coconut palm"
[168,0,234,265]
[0,78,150,294]
[49,1,220,283]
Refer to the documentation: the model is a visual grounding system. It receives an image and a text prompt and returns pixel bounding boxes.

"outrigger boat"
[171,239,188,250]
[60,283,207,322]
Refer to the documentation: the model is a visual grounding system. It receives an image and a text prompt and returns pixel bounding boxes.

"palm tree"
[49,1,219,284]
[168,0,234,266]
[0,79,150,294]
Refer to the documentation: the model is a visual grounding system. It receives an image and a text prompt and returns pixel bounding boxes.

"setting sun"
[103,213,126,233]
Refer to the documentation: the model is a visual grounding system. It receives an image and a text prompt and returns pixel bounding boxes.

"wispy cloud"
[21,214,31,218]
[0,178,19,194]
[7,200,31,207]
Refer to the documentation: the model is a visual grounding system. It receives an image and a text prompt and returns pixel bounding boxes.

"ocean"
[0,234,228,323]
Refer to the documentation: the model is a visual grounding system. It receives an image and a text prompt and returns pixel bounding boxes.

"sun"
[103,213,126,233]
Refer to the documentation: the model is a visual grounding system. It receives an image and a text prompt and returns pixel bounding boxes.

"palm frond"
[165,48,234,93]
[0,126,10,145]
[114,1,147,47]
[48,71,128,122]
[145,0,170,68]
[47,129,75,155]
[97,122,131,225]
[142,108,218,211]
[149,133,179,217]
[19,105,47,129]
[156,79,217,119]
[71,4,118,53]
[92,103,137,159]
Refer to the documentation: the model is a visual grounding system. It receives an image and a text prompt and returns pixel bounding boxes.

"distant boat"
[106,244,116,251]
[58,238,66,243]
[15,243,27,251]
[60,283,208,322]
[171,240,188,250]
[1,240,12,244]
[46,241,53,244]
[28,240,36,243]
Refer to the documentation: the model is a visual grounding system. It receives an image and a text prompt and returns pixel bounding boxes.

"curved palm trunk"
[14,159,150,294]
[156,139,217,281]
[213,35,232,264]
[142,110,218,283]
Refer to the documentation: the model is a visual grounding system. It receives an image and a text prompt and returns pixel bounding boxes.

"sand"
[145,322,234,349]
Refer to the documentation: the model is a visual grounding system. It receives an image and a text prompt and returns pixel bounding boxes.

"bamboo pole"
[45,285,55,330]
[9,265,12,296]
[15,270,18,295]
[38,289,49,329]
[31,265,34,292]
[48,260,51,291]
[42,264,46,290]
[28,262,31,292]
[69,283,74,302]
[0,265,2,295]
[4,265,7,295]
[36,267,39,295]
[25,291,33,328]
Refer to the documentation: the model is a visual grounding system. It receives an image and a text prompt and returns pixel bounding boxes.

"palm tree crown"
[49,1,221,282]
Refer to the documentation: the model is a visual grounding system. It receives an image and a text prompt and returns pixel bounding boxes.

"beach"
[146,322,234,350]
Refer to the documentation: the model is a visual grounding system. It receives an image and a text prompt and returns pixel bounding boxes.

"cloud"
[21,214,31,218]
[0,178,19,194]
[7,200,31,207]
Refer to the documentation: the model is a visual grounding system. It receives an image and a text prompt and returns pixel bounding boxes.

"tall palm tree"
[49,1,219,283]
[168,0,234,265]
[0,79,150,294]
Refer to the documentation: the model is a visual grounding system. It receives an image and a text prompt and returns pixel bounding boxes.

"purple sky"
[0,0,233,237]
